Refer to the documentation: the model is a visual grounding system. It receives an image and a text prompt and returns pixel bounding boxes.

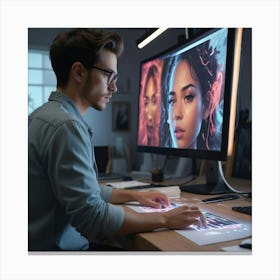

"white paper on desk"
[139,186,181,199]
[106,181,181,199]
[126,202,182,213]
[105,180,150,189]
[221,245,252,253]
[176,216,252,246]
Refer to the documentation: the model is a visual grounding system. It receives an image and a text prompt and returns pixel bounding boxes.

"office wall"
[238,28,252,121]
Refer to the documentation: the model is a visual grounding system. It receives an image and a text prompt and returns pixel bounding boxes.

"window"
[28,50,56,114]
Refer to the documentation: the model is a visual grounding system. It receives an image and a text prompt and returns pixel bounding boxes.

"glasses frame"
[91,65,118,85]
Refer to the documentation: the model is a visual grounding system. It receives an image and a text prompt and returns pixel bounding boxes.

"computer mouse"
[239,238,252,249]
[122,176,133,181]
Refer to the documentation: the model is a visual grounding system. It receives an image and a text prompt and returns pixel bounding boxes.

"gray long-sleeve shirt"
[28,91,124,250]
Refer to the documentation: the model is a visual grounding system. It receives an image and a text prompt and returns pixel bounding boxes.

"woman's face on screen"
[168,59,203,149]
[144,76,157,140]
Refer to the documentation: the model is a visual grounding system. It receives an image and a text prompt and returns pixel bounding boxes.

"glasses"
[91,66,118,85]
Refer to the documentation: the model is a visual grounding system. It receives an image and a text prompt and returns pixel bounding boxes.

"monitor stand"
[180,160,233,195]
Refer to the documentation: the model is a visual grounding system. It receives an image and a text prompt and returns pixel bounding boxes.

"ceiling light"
[137,28,168,49]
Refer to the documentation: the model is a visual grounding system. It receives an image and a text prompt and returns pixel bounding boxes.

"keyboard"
[232,206,252,215]
[204,212,237,229]
[190,211,238,231]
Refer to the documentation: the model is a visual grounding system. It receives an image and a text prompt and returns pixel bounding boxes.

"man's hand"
[133,190,170,209]
[110,188,169,208]
[163,204,207,229]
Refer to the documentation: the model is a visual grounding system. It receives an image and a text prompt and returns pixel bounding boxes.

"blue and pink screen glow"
[137,29,228,152]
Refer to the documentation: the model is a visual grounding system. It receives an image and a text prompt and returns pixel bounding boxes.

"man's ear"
[71,62,86,83]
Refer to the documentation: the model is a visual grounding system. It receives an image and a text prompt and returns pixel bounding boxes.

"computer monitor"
[137,28,237,194]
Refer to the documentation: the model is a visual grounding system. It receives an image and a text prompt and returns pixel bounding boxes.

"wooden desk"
[124,177,252,252]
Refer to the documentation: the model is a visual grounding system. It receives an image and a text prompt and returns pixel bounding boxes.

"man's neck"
[56,86,89,115]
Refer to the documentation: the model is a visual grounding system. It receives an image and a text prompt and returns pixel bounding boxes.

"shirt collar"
[48,91,93,133]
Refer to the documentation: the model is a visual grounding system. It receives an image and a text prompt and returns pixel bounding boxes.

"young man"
[28,28,206,251]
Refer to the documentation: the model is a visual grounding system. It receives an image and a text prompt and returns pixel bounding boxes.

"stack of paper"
[105,180,181,199]
[105,180,150,189]
[140,186,181,199]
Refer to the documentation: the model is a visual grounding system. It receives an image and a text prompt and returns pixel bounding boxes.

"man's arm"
[117,204,206,235]
[110,188,170,208]
[47,121,124,240]
[110,189,206,235]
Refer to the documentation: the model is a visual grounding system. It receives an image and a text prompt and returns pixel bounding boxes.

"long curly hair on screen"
[137,59,163,146]
[162,40,225,150]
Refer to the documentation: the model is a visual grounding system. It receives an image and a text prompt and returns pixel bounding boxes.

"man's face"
[82,49,118,111]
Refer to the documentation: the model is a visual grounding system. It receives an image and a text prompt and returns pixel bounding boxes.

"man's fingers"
[180,204,207,227]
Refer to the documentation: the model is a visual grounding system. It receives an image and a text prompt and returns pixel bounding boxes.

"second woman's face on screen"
[144,76,157,140]
[168,60,203,149]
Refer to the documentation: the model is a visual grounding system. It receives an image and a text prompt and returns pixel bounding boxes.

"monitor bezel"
[137,28,236,161]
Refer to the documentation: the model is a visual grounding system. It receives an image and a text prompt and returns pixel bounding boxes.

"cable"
[218,161,251,195]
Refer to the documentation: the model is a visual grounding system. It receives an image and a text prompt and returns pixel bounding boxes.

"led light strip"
[137,28,168,49]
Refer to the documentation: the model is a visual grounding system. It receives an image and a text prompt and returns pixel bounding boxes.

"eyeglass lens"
[92,66,117,85]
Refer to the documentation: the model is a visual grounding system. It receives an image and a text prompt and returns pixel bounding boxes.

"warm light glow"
[137,28,168,49]
[228,28,243,156]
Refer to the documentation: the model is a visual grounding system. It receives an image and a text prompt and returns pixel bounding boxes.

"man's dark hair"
[49,28,124,87]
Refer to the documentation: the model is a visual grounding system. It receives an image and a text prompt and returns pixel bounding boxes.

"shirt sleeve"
[46,119,124,241]
[100,185,114,202]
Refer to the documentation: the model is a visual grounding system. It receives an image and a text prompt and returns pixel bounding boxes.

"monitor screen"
[137,28,235,161]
